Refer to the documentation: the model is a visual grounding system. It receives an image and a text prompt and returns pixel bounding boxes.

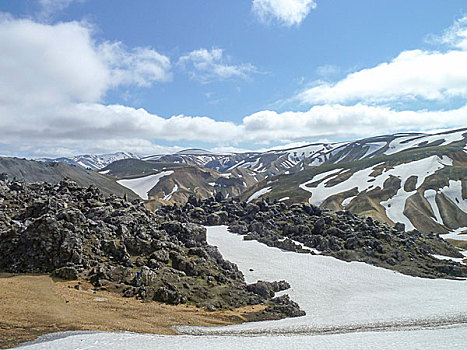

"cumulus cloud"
[297,49,467,104]
[1,97,466,157]
[98,42,172,87]
[297,16,467,105]
[0,16,171,107]
[238,104,467,142]
[252,0,316,26]
[178,48,257,82]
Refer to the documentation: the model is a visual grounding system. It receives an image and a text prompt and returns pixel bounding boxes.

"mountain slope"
[40,152,140,170]
[101,159,261,208]
[0,157,138,199]
[241,131,467,235]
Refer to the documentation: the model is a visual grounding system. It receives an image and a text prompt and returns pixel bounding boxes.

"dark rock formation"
[156,198,467,279]
[0,178,304,320]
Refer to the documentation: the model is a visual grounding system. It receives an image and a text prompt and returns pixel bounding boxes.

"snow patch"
[341,196,356,207]
[247,187,272,203]
[424,189,443,224]
[163,184,178,201]
[439,180,467,213]
[117,171,174,200]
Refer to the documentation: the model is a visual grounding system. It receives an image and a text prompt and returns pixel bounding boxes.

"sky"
[0,0,466,157]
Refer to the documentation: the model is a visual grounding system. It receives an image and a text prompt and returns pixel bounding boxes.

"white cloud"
[99,42,172,87]
[297,49,467,104]
[432,15,467,50]
[297,16,467,105]
[178,48,257,82]
[1,97,465,157]
[238,104,467,142]
[0,16,108,105]
[315,64,340,77]
[37,0,82,21]
[252,0,316,26]
[0,16,171,107]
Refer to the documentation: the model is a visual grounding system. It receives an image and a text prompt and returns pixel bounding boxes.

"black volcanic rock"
[156,198,467,279]
[0,178,304,319]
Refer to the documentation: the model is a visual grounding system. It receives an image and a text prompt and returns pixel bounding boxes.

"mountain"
[32,128,467,236]
[143,128,467,178]
[40,152,140,170]
[100,158,261,209]
[0,156,139,199]
[240,128,467,235]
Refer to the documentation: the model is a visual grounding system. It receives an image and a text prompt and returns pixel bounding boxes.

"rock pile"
[0,177,304,319]
[156,195,467,279]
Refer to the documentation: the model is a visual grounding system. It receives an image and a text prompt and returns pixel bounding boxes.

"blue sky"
[0,0,466,157]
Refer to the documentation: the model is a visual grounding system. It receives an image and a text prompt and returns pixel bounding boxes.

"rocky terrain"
[0,176,304,320]
[156,195,467,279]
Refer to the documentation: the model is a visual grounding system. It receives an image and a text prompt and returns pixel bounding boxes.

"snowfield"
[15,326,467,350]
[116,171,174,200]
[424,189,443,224]
[181,226,467,336]
[163,184,178,201]
[15,226,467,349]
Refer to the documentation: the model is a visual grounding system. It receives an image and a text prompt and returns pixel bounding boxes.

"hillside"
[241,131,467,235]
[0,157,139,199]
[101,159,262,208]
[40,152,140,170]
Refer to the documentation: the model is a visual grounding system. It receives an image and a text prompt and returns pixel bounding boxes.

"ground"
[0,274,265,349]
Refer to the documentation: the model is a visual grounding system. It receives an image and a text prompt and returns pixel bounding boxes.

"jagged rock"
[0,179,303,321]
[395,222,406,232]
[53,266,79,280]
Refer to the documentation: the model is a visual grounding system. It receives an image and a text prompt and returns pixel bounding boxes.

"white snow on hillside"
[441,227,467,241]
[15,326,467,350]
[247,187,271,203]
[117,171,174,200]
[424,189,443,224]
[362,142,386,158]
[341,195,356,207]
[439,180,467,213]
[300,156,451,229]
[385,130,466,156]
[163,184,178,201]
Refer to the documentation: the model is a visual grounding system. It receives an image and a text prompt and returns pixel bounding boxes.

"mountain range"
[4,127,467,236]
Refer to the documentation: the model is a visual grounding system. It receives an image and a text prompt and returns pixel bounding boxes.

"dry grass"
[0,274,265,349]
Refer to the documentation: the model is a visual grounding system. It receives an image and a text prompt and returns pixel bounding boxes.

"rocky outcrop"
[0,177,304,320]
[156,196,467,279]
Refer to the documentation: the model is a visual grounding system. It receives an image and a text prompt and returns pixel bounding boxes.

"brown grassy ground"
[0,274,265,349]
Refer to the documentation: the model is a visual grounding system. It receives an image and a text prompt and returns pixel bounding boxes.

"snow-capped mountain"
[40,152,140,170]
[142,128,467,178]
[241,128,467,235]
